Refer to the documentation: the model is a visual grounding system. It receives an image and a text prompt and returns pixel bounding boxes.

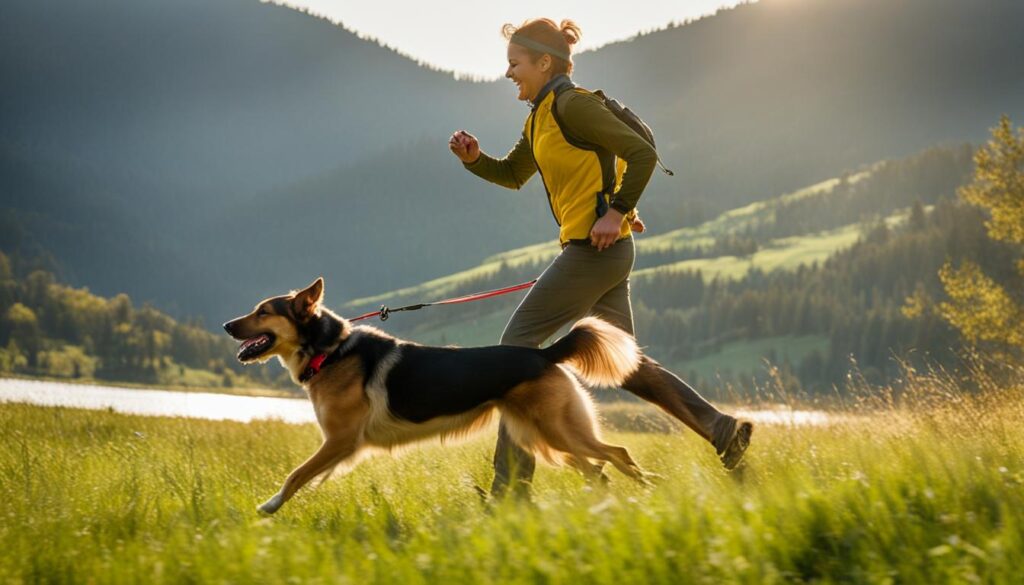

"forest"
[0,251,286,390]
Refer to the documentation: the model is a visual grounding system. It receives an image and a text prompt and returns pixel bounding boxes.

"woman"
[448,18,752,498]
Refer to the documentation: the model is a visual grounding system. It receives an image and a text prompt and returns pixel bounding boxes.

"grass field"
[2,370,1022,584]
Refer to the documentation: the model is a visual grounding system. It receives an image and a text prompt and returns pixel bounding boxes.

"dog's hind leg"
[565,454,610,485]
[530,370,652,485]
[592,444,650,484]
[258,436,361,515]
[562,410,650,485]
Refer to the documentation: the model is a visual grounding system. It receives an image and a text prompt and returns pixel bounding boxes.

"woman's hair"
[502,18,581,76]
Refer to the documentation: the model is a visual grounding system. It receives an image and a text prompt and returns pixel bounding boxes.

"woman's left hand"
[630,213,646,233]
[590,209,625,251]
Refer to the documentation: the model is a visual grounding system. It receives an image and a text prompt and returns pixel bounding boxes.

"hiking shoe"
[475,482,536,514]
[478,479,533,503]
[719,421,753,470]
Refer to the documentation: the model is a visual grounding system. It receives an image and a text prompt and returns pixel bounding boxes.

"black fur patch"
[269,298,292,318]
[295,310,348,355]
[305,322,556,423]
[343,328,398,384]
[384,344,552,423]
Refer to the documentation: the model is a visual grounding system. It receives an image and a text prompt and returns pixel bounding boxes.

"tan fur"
[560,317,641,388]
[496,366,647,482]
[258,355,369,514]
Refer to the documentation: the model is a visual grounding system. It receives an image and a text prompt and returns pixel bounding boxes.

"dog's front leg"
[259,438,359,515]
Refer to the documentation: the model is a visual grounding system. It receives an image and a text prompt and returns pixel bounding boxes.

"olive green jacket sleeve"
[462,131,537,190]
[557,91,657,214]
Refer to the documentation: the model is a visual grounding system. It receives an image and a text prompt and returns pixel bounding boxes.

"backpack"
[549,80,674,217]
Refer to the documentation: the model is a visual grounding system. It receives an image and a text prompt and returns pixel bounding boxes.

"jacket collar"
[529,74,574,111]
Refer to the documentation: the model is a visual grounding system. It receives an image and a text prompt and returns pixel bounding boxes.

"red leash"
[348,278,538,323]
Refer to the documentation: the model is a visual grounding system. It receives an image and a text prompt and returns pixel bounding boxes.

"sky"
[273,0,747,80]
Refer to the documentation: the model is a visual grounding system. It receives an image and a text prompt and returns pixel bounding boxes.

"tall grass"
[1,367,1022,583]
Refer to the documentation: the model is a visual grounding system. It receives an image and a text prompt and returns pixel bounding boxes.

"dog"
[223,277,650,514]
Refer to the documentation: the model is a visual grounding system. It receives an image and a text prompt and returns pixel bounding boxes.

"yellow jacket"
[464,75,657,244]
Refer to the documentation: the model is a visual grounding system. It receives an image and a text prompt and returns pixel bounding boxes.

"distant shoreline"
[0,373,298,399]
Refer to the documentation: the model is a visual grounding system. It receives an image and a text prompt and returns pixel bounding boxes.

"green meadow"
[3,374,1022,583]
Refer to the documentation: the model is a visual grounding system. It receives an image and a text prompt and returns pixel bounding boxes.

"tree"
[936,262,1023,348]
[932,116,1024,354]
[0,340,28,373]
[6,303,42,367]
[959,116,1024,248]
[0,252,11,281]
[909,200,927,231]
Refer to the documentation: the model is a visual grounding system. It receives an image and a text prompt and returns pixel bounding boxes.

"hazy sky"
[273,1,747,80]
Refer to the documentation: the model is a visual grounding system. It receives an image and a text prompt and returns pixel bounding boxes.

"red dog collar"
[299,353,328,383]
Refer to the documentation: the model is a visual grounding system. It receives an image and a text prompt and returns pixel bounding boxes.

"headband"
[510,33,571,61]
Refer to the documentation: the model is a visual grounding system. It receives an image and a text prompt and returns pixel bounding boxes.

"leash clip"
[379,305,390,322]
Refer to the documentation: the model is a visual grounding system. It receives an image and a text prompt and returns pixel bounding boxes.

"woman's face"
[505,43,553,103]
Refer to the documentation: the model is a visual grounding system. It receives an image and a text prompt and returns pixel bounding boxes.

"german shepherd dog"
[223,278,650,514]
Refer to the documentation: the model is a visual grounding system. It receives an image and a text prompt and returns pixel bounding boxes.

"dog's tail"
[540,317,641,387]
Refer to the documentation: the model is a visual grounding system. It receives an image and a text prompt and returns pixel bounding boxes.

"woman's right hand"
[448,130,480,164]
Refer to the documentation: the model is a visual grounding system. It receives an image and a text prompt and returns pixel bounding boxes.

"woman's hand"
[448,130,480,164]
[590,209,626,251]
[630,213,646,233]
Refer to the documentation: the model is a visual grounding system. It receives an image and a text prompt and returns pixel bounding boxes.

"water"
[734,406,835,427]
[0,377,314,423]
[0,377,838,426]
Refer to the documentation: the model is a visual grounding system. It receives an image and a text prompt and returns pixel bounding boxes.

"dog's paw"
[640,470,664,486]
[471,484,489,503]
[258,494,284,515]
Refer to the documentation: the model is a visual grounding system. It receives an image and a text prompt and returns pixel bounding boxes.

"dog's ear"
[292,277,324,321]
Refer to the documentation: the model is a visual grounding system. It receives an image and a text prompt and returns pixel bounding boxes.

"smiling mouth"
[236,333,275,362]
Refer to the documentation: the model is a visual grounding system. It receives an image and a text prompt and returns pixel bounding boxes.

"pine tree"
[933,116,1024,355]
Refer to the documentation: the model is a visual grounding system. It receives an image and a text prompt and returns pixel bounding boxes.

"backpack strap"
[553,84,675,177]
[551,83,618,218]
[551,82,602,151]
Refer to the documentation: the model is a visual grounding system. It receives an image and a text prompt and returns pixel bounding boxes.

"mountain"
[569,0,1024,206]
[2,0,1022,326]
[1,0,520,194]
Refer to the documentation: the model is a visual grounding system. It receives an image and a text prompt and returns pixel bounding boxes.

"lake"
[0,377,837,426]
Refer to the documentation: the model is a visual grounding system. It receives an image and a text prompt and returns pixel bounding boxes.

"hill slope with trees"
[0,251,286,391]
[340,143,1001,397]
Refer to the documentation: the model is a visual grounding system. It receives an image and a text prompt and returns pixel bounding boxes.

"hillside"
[342,145,972,310]
[1,0,1022,326]
[337,145,982,396]
[0,251,285,391]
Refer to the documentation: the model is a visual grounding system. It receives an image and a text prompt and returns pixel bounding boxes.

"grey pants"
[491,237,738,496]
